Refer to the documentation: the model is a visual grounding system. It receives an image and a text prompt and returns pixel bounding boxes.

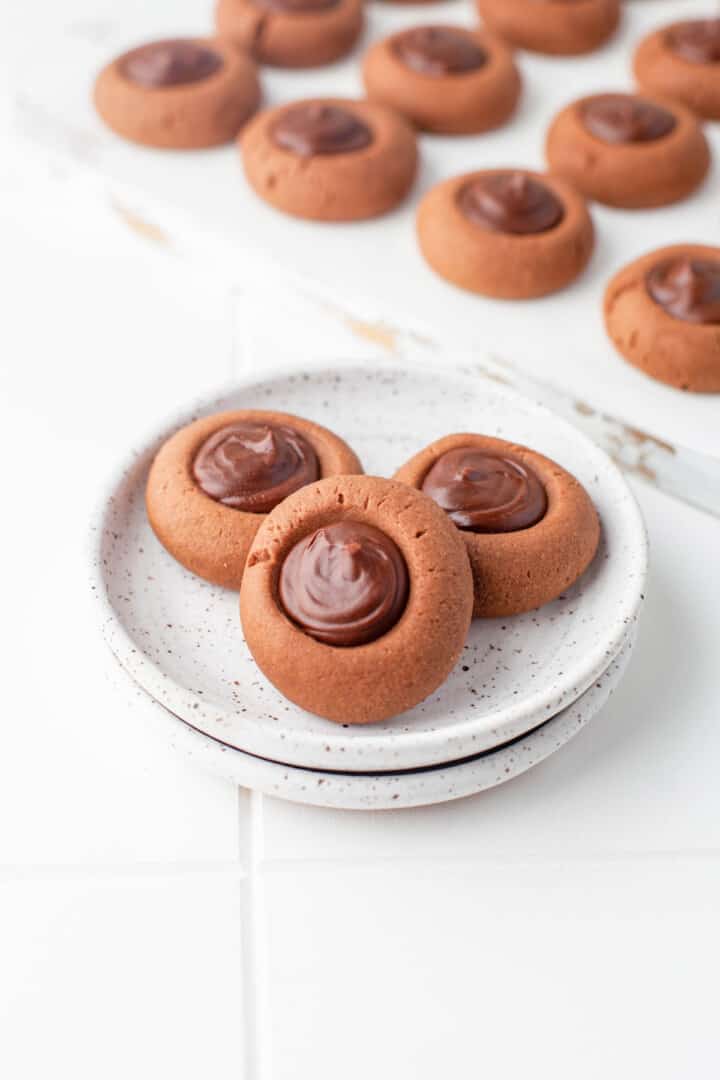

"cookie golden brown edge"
[215,0,364,69]
[475,0,620,56]
[394,434,601,618]
[146,410,363,589]
[634,18,720,121]
[94,37,260,149]
[545,92,710,209]
[604,244,720,392]
[240,98,418,221]
[362,25,521,135]
[416,168,594,299]
[240,475,474,725]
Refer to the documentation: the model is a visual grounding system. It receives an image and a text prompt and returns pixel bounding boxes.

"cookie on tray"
[94,37,260,148]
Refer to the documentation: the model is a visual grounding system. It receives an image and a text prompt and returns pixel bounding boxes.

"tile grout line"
[0,862,248,882]
[239,788,273,1080]
[252,849,720,872]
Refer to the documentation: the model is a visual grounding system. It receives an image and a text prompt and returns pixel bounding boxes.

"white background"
[1,2,720,1077]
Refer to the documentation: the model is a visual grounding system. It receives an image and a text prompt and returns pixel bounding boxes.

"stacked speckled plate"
[91,363,647,809]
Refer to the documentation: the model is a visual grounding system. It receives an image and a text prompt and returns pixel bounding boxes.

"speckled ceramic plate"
[109,628,636,810]
[92,362,647,771]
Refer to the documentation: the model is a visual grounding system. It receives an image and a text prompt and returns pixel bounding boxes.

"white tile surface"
[0,871,246,1080]
[0,164,241,867]
[264,857,720,1080]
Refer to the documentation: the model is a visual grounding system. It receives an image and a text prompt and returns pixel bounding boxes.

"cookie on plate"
[545,92,710,208]
[94,37,260,149]
[362,25,521,134]
[146,410,362,588]
[240,475,474,724]
[416,168,594,298]
[394,434,600,617]
[240,98,418,220]
[634,18,720,121]
[215,0,363,69]
[604,244,720,392]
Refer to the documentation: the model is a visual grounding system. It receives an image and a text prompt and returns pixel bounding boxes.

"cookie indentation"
[667,19,720,64]
[393,27,487,76]
[192,422,319,512]
[122,40,223,87]
[580,94,676,143]
[272,103,372,155]
[457,172,563,234]
[422,447,547,532]
[279,521,409,645]
[646,257,720,324]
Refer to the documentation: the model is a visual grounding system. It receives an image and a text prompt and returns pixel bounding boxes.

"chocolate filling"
[279,521,409,646]
[458,172,564,235]
[646,257,720,324]
[667,19,720,65]
[122,40,223,88]
[422,447,547,532]
[193,422,319,513]
[581,94,676,144]
[392,27,487,77]
[272,104,372,156]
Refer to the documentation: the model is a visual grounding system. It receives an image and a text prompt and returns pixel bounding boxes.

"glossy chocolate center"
[422,447,547,532]
[272,104,372,156]
[457,172,563,235]
[581,94,676,144]
[122,40,223,89]
[279,521,409,646]
[193,422,319,513]
[392,27,488,77]
[646,257,720,325]
[667,19,720,64]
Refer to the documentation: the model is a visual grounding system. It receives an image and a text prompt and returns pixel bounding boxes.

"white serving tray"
[92,363,647,772]
[7,0,719,457]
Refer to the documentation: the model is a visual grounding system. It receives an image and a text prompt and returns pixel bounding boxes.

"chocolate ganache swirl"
[193,422,319,513]
[580,94,676,144]
[458,172,564,235]
[646,257,720,324]
[393,27,488,77]
[272,104,372,156]
[667,19,720,64]
[122,40,223,88]
[422,447,547,533]
[279,521,409,646]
